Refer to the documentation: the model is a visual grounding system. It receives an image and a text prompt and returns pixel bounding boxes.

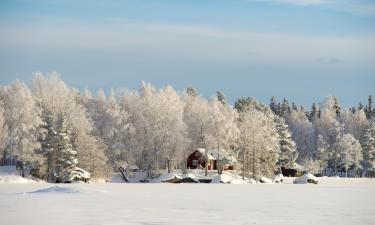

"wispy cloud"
[1,21,374,70]
[254,0,375,15]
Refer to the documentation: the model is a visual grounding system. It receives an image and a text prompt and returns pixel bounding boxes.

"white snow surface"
[1,178,374,225]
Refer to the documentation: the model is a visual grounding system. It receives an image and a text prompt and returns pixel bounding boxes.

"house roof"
[193,148,237,164]
[289,163,306,172]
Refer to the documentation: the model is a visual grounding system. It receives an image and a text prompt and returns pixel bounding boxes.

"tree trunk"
[242,150,246,180]
[167,158,171,174]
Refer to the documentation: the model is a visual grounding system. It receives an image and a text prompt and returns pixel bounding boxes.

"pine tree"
[186,87,198,98]
[358,102,364,111]
[55,113,78,182]
[216,91,227,105]
[280,99,290,118]
[333,96,341,118]
[309,103,318,122]
[361,119,375,177]
[365,95,373,119]
[270,96,279,115]
[41,111,58,181]
[276,117,297,169]
[234,97,252,112]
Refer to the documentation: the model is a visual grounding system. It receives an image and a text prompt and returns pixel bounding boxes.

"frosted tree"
[123,83,187,176]
[365,95,373,119]
[2,81,43,176]
[270,96,280,116]
[340,109,368,140]
[361,119,375,177]
[216,91,227,105]
[280,99,290,118]
[276,117,297,169]
[207,98,239,174]
[338,134,362,177]
[287,110,315,162]
[237,108,279,180]
[83,89,134,166]
[316,134,329,174]
[40,111,58,180]
[0,101,7,157]
[32,73,109,178]
[55,113,78,182]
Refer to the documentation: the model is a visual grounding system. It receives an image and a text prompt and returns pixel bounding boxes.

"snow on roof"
[193,148,237,164]
[287,163,306,172]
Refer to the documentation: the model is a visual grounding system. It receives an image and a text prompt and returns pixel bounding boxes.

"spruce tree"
[186,87,198,98]
[365,95,373,119]
[280,99,290,118]
[276,117,298,169]
[55,113,78,182]
[41,112,58,181]
[361,119,375,177]
[309,102,318,122]
[216,91,227,105]
[270,96,279,115]
[333,96,341,118]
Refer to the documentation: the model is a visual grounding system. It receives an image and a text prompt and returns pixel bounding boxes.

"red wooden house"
[187,148,236,171]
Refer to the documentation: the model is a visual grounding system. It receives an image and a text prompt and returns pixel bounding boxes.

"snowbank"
[273,174,284,183]
[259,176,273,184]
[0,175,36,184]
[293,173,319,184]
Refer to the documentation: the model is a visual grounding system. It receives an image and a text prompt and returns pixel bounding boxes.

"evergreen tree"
[269,96,279,115]
[41,111,58,181]
[234,97,252,112]
[309,103,318,122]
[280,99,290,118]
[358,102,364,111]
[216,91,227,105]
[361,119,375,177]
[186,87,198,98]
[276,117,297,169]
[291,102,298,112]
[365,95,373,119]
[333,96,341,118]
[55,113,78,182]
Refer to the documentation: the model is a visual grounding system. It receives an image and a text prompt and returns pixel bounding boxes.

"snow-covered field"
[1,178,374,225]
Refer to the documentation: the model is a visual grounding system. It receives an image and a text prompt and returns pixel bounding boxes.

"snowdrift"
[293,173,319,184]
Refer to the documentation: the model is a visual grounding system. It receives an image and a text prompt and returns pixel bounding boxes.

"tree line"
[0,73,374,181]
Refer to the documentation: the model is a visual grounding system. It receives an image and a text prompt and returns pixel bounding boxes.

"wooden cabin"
[187,148,236,171]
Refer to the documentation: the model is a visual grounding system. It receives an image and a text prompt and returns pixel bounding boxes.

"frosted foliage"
[341,109,368,140]
[276,117,297,168]
[338,134,363,176]
[362,120,375,173]
[2,81,42,167]
[55,114,78,182]
[122,83,187,174]
[32,73,108,178]
[287,110,315,161]
[0,103,7,150]
[237,109,279,178]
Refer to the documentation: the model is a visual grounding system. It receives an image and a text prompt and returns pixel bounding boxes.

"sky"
[0,0,374,107]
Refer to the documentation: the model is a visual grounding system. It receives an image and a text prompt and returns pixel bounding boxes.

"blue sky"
[0,0,374,107]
